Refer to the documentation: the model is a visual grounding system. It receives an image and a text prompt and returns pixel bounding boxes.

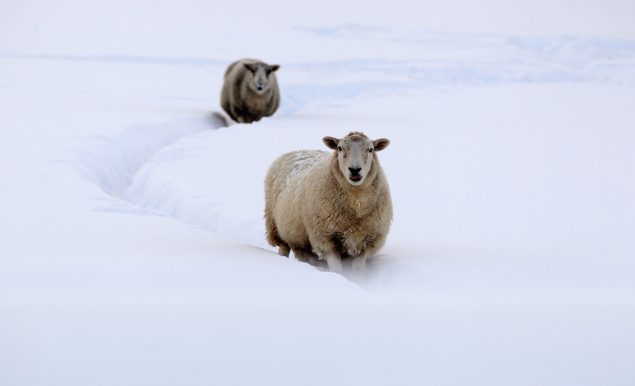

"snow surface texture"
[2,1,635,385]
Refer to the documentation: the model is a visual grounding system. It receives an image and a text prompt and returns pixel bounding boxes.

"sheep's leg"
[350,255,367,277]
[325,255,344,274]
[311,236,344,274]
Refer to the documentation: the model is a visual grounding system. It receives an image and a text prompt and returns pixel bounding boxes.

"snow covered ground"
[2,1,635,385]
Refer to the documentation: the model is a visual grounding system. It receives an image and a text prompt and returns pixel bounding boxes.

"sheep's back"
[267,150,329,198]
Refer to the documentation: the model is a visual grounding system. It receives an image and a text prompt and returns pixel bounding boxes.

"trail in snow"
[74,113,227,198]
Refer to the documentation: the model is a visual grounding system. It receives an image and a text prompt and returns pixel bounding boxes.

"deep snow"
[2,1,635,385]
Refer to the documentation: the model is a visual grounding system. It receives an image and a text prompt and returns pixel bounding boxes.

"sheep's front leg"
[315,247,343,273]
[311,235,344,274]
[325,255,343,274]
[350,255,367,277]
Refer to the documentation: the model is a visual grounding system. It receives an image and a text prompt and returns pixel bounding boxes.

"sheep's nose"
[349,167,361,176]
[257,84,264,91]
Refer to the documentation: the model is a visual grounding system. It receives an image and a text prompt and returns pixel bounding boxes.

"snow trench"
[73,111,272,249]
[74,113,226,198]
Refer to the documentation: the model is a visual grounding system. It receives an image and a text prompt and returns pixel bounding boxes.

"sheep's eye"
[337,146,343,151]
[369,148,374,153]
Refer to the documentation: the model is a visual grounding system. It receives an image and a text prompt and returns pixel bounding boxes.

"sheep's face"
[243,62,280,95]
[323,133,390,186]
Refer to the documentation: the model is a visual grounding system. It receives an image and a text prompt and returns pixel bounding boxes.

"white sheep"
[264,132,392,274]
[220,58,280,124]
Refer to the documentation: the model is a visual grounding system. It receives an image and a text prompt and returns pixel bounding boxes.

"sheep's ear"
[373,138,390,151]
[323,136,339,150]
[268,64,280,72]
[243,63,257,73]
